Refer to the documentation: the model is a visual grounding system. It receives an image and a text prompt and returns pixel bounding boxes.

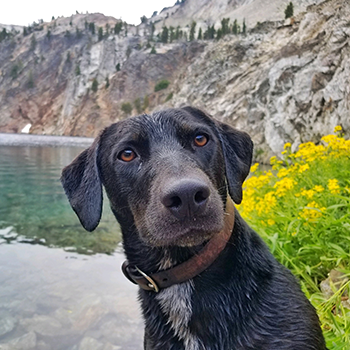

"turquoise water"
[0,146,120,254]
[0,145,143,350]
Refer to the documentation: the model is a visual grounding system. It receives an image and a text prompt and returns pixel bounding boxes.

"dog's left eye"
[194,134,208,147]
[118,149,137,162]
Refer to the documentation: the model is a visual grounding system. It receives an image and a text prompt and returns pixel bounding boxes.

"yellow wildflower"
[284,142,292,149]
[334,125,342,133]
[250,163,259,173]
[313,185,324,193]
[274,178,296,197]
[270,156,277,165]
[300,189,315,199]
[267,219,275,226]
[277,167,292,178]
[299,201,326,222]
[298,164,310,173]
[291,231,297,237]
[328,179,340,194]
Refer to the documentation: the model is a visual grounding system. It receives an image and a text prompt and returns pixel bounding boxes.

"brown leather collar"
[122,197,235,292]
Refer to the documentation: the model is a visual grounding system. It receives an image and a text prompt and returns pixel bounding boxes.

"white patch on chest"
[156,280,203,350]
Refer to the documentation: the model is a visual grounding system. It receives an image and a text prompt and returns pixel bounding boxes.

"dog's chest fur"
[156,280,202,350]
[154,254,202,350]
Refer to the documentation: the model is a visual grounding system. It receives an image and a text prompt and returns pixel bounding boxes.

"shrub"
[121,102,132,115]
[165,92,173,102]
[154,79,170,92]
[150,46,157,54]
[75,65,81,76]
[143,96,149,111]
[285,2,294,19]
[91,78,98,92]
[134,98,142,114]
[239,127,350,348]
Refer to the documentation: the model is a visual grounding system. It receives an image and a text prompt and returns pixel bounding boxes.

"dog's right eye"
[118,149,137,162]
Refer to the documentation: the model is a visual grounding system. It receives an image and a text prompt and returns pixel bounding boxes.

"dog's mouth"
[139,209,225,247]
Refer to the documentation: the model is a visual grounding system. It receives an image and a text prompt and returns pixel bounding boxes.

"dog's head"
[61,107,253,247]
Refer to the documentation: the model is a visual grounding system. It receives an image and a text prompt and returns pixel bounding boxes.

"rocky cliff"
[0,0,349,160]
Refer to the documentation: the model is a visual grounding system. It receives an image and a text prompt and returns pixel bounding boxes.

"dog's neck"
[121,197,235,293]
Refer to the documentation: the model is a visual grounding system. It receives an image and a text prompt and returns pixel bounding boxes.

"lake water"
[0,144,143,350]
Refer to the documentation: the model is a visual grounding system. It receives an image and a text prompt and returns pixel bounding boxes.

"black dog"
[61,107,327,350]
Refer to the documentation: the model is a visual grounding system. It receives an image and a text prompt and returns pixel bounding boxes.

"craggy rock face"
[97,109,226,247]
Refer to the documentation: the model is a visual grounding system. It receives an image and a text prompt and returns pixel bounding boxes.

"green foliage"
[165,92,173,102]
[76,27,83,39]
[0,28,8,42]
[154,79,170,92]
[30,35,36,51]
[91,78,98,93]
[203,25,216,40]
[143,95,149,111]
[161,26,169,43]
[114,22,123,35]
[116,63,121,71]
[150,23,156,41]
[239,129,350,348]
[197,28,202,40]
[121,102,132,115]
[10,63,21,79]
[150,45,157,54]
[189,21,196,41]
[232,19,239,35]
[216,28,222,40]
[75,64,81,76]
[88,22,95,35]
[66,51,71,63]
[23,27,28,36]
[134,98,142,114]
[26,71,34,89]
[285,2,294,19]
[46,29,51,40]
[140,15,148,24]
[221,18,230,36]
[98,27,103,41]
[105,76,110,89]
[242,18,247,34]
[64,30,71,38]
[169,26,175,43]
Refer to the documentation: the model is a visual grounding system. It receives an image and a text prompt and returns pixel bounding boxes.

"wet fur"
[61,107,327,350]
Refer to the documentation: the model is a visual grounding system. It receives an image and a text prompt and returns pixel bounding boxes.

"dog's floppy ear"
[216,121,253,204]
[61,137,102,232]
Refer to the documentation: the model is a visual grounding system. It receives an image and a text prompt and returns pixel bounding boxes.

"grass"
[238,126,350,349]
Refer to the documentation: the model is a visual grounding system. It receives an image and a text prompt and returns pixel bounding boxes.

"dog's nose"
[161,179,210,219]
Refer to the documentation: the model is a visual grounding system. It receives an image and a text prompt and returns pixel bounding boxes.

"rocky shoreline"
[0,133,94,147]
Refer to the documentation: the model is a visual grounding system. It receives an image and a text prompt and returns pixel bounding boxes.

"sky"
[0,0,177,26]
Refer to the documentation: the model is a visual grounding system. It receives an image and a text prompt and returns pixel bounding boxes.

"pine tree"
[161,26,169,43]
[242,19,246,34]
[151,46,157,54]
[285,2,294,19]
[189,21,196,41]
[197,28,202,40]
[91,78,98,93]
[169,26,175,43]
[98,27,103,41]
[232,19,238,35]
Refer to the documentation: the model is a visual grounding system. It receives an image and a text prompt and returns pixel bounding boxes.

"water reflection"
[0,146,119,254]
[0,145,143,350]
